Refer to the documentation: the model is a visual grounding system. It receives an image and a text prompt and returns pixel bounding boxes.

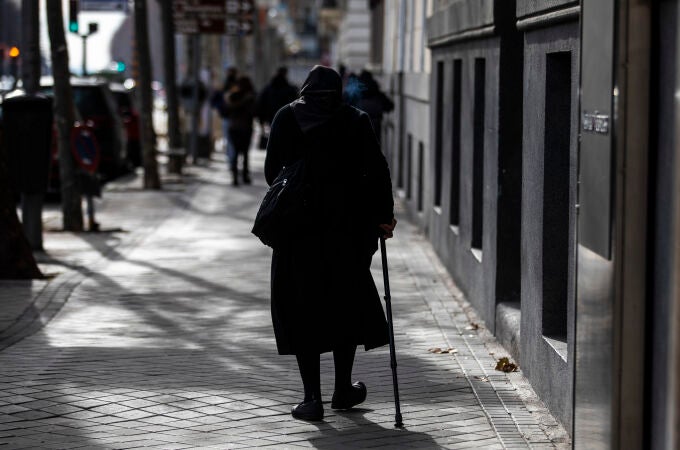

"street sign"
[173,0,227,34]
[225,0,255,36]
[80,0,128,12]
[71,126,100,174]
[225,0,254,15]
[225,17,254,36]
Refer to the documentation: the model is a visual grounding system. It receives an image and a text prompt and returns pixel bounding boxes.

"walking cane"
[380,236,404,428]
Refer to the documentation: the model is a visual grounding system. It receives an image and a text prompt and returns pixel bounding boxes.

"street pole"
[80,23,98,77]
[189,34,201,163]
[82,34,87,76]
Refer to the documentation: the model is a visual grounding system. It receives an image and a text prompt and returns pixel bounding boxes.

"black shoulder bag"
[251,154,312,248]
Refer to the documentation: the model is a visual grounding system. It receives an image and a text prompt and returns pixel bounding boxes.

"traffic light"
[115,61,126,72]
[69,0,79,33]
[9,46,19,80]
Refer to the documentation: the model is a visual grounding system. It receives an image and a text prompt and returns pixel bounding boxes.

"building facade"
[371,0,680,447]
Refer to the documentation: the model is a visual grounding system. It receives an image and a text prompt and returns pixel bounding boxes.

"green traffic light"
[116,62,126,72]
[69,22,78,33]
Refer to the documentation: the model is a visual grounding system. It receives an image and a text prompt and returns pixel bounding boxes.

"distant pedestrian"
[255,67,298,148]
[221,67,238,166]
[224,75,256,185]
[264,65,397,421]
[345,70,394,143]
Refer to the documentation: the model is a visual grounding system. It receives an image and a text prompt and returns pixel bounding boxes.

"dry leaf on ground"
[495,357,519,372]
[428,347,458,354]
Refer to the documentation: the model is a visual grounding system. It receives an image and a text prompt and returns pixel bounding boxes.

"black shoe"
[291,399,324,421]
[331,381,367,410]
[242,174,252,184]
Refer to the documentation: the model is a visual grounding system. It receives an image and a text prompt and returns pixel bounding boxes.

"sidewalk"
[0,152,570,449]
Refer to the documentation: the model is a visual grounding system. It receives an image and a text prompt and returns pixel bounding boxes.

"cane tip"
[394,421,404,428]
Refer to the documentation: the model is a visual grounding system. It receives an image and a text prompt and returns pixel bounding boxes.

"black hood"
[290,65,343,133]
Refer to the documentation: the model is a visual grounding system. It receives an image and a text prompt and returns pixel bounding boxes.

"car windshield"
[73,87,109,117]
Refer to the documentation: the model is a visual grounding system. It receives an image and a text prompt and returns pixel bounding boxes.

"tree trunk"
[134,0,161,189]
[21,0,40,95]
[159,0,183,174]
[0,137,43,279]
[46,0,83,231]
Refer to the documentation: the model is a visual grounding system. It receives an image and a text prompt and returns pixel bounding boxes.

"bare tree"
[158,0,183,174]
[134,0,161,189]
[46,0,83,231]
[22,0,40,95]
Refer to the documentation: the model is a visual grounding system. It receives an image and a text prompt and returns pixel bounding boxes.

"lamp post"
[81,22,98,76]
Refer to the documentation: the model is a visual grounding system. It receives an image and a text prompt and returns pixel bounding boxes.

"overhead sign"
[80,0,128,12]
[225,16,253,36]
[225,0,255,36]
[225,0,254,15]
[173,0,227,34]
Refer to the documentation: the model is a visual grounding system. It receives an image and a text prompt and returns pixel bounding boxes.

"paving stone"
[0,154,569,448]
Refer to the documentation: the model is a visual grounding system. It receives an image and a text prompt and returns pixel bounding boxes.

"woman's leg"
[295,352,321,402]
[333,345,356,392]
[331,345,366,409]
[242,129,252,183]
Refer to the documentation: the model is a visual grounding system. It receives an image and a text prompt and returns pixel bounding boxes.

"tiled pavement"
[0,152,570,449]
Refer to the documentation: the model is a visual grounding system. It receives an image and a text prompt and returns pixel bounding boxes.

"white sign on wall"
[80,0,129,13]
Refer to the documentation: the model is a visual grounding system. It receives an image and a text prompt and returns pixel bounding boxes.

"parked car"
[109,82,141,167]
[39,77,128,181]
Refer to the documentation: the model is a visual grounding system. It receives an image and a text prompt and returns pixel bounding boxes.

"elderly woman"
[264,65,397,421]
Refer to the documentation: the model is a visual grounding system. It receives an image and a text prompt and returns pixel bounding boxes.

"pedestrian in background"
[355,70,394,143]
[255,67,298,149]
[264,65,398,421]
[221,67,238,167]
[343,70,394,144]
[224,75,256,185]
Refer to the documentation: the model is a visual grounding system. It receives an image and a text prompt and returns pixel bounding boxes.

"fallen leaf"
[428,347,442,353]
[466,322,480,330]
[495,357,519,373]
[447,348,458,354]
[474,376,489,382]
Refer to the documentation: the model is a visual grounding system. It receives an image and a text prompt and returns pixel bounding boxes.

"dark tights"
[295,346,357,402]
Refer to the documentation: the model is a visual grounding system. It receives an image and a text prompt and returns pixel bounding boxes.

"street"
[0,152,569,449]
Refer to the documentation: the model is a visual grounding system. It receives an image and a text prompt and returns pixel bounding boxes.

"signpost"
[171,0,254,36]
[80,0,128,12]
[172,0,227,34]
[170,0,255,165]
[225,0,254,36]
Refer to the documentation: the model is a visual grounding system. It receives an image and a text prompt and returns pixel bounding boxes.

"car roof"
[39,75,110,88]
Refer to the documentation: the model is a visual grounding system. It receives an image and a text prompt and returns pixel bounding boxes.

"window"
[434,61,444,207]
[471,58,486,250]
[542,52,572,342]
[406,133,413,199]
[450,59,462,226]
[418,141,424,211]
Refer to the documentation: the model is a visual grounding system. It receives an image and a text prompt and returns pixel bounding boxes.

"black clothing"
[264,103,394,355]
[225,89,255,180]
[256,75,298,125]
[349,71,394,142]
[225,90,255,132]
[290,65,343,133]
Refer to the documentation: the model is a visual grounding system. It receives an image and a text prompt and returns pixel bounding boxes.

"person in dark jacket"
[224,75,256,185]
[221,67,239,167]
[264,65,397,422]
[256,66,298,127]
[344,70,394,144]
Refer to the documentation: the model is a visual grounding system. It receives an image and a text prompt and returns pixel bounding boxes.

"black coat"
[264,104,394,355]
